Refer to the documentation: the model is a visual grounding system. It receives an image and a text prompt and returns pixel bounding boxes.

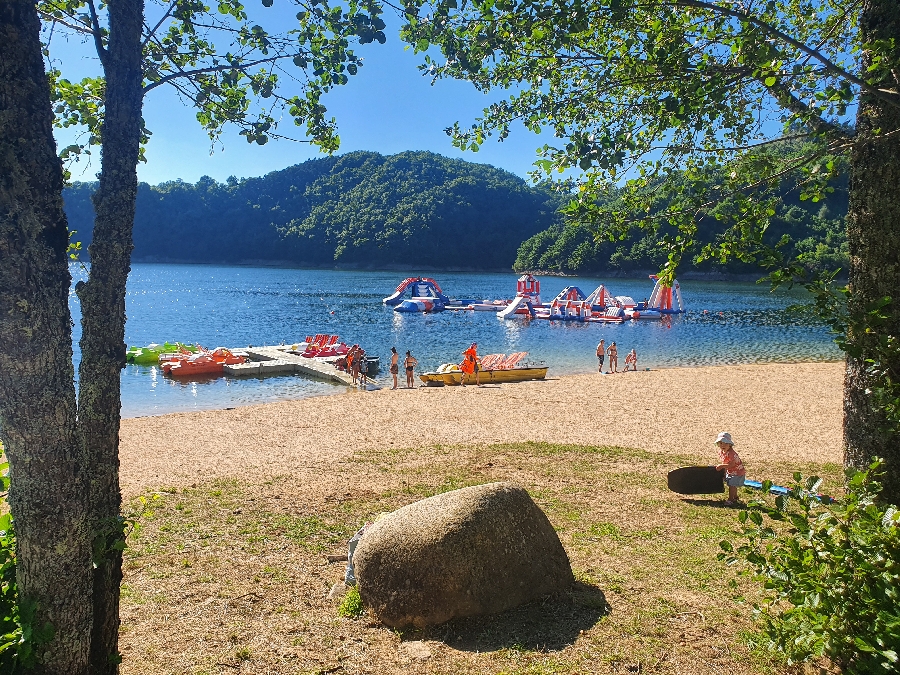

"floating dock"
[223,346,378,389]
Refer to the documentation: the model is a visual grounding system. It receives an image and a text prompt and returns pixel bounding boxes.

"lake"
[67,264,842,418]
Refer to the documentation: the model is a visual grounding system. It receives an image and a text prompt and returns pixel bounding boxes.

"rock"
[398,640,432,661]
[353,482,572,628]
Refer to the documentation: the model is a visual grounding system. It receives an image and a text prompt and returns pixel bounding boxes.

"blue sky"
[50,10,549,186]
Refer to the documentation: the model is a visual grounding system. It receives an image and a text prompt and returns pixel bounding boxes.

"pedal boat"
[126,342,196,365]
[162,348,246,377]
[420,366,549,386]
[419,353,548,386]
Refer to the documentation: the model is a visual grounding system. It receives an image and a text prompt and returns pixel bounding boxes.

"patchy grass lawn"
[119,442,843,675]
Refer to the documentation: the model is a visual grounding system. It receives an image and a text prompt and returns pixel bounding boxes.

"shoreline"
[121,359,844,420]
[85,258,848,283]
[121,356,845,420]
[119,361,844,496]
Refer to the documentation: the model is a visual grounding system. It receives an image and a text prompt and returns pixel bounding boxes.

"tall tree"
[401,0,900,500]
[0,0,91,671]
[0,0,386,671]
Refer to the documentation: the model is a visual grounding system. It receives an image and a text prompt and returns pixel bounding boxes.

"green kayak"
[126,342,196,365]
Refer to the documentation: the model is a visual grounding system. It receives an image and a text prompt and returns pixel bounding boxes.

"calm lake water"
[68,264,841,418]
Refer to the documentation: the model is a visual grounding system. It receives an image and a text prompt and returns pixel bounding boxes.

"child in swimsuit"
[359,350,368,386]
[715,432,746,505]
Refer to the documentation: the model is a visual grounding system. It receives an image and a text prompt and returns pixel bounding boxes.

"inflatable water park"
[383,273,684,322]
[526,274,685,323]
[383,275,542,313]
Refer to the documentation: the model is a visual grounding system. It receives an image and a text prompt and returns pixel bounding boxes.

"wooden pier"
[224,345,378,389]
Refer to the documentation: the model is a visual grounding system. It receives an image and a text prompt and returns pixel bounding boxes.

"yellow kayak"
[420,366,548,386]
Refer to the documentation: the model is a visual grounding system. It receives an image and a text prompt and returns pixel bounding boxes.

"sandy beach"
[119,361,844,494]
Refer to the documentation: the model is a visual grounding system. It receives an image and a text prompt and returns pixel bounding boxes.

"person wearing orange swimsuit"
[460,343,480,386]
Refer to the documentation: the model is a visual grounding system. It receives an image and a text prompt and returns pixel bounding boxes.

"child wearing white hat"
[714,432,746,505]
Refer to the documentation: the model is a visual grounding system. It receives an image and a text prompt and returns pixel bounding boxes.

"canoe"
[420,366,548,386]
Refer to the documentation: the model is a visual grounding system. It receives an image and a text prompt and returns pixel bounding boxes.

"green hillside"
[63,151,564,270]
[64,149,848,276]
[514,178,849,276]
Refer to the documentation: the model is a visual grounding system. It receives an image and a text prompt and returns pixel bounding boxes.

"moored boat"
[419,352,548,386]
[126,342,196,365]
[420,366,549,386]
[162,347,246,377]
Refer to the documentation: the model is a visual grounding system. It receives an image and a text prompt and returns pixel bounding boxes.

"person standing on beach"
[714,432,746,505]
[461,343,480,386]
[389,347,399,390]
[624,348,637,372]
[606,341,618,373]
[596,339,606,373]
[404,350,418,388]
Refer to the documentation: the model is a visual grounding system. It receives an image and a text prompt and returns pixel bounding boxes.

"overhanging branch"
[668,0,900,111]
[142,55,287,94]
[86,0,107,65]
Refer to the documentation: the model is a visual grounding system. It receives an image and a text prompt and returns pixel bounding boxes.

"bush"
[0,458,21,671]
[719,461,900,674]
[337,586,365,619]
[0,455,53,673]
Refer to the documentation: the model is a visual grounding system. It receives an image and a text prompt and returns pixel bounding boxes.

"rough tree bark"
[0,1,93,673]
[844,0,900,502]
[73,0,145,671]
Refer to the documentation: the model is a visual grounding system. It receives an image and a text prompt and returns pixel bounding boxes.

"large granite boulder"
[353,482,572,628]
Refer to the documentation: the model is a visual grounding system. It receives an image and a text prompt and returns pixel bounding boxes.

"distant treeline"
[514,177,849,276]
[63,151,564,271]
[64,149,848,276]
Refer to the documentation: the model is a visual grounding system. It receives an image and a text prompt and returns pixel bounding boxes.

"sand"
[118,361,844,495]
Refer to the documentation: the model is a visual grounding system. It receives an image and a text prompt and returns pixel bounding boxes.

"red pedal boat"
[162,348,246,377]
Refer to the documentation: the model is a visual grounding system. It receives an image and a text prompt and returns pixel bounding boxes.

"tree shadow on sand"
[400,581,610,652]
[681,498,741,509]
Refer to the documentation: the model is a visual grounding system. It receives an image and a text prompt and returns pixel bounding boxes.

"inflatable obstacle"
[383,277,452,312]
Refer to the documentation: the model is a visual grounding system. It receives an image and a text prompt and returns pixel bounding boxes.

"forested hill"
[63,151,564,270]
[513,179,849,277]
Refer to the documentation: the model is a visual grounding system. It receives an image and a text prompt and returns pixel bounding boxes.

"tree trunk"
[844,0,900,503]
[74,0,144,671]
[0,1,93,673]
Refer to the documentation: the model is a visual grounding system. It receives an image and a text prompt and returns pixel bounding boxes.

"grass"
[118,441,843,674]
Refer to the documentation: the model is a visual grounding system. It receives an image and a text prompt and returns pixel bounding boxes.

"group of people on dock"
[344,345,370,386]
[596,339,638,374]
[389,347,418,390]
